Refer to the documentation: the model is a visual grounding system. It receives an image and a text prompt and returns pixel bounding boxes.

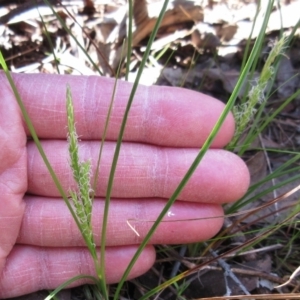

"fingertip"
[0,245,156,298]
[113,245,156,282]
[155,202,224,244]
[215,110,235,148]
[224,152,250,203]
[142,85,236,147]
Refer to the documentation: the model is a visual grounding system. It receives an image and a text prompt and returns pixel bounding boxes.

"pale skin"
[0,72,250,298]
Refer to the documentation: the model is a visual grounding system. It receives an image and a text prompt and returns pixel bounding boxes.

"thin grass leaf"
[0,51,83,233]
[228,151,300,213]
[42,0,107,75]
[240,1,260,72]
[95,42,127,299]
[36,2,60,74]
[44,275,99,300]
[111,1,172,298]
[92,41,126,203]
[115,1,275,298]
[125,0,133,80]
[128,1,276,297]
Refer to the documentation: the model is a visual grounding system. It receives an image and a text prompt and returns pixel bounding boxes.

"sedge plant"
[1,0,300,298]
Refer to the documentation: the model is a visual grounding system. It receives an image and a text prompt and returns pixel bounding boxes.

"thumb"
[0,72,27,271]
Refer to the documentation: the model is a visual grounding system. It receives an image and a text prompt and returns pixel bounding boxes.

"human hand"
[0,72,250,298]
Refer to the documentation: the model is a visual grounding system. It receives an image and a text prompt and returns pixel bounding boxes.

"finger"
[0,245,155,298]
[27,141,250,203]
[8,72,234,147]
[0,78,27,271]
[18,197,224,247]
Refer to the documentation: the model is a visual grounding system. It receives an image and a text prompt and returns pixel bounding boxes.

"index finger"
[8,72,234,147]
